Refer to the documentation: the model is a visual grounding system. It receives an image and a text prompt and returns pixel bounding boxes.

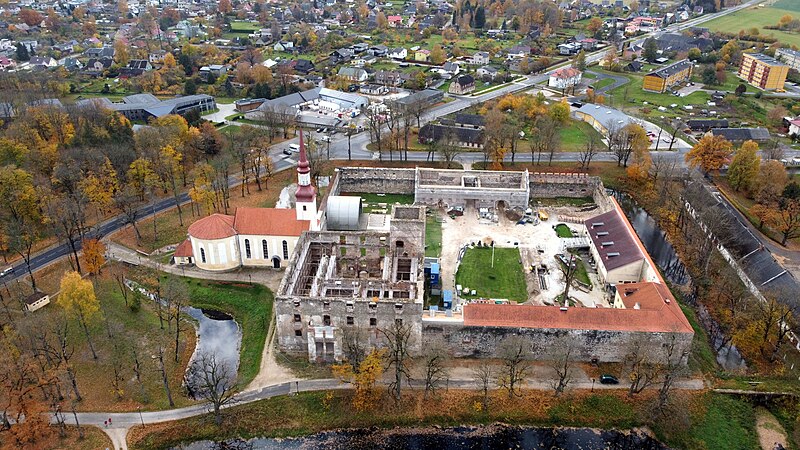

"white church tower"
[295,131,319,230]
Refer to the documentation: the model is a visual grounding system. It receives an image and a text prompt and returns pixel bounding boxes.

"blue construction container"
[430,263,440,286]
[443,290,453,309]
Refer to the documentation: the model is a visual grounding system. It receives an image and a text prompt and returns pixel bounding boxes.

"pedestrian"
[104,420,107,428]
[108,417,112,425]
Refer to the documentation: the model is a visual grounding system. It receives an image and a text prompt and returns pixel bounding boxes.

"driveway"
[585,70,629,94]
[203,102,237,123]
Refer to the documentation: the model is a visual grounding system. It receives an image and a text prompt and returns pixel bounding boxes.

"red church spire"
[295,130,316,203]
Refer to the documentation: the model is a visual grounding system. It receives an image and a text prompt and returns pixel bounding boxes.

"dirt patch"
[755,407,789,450]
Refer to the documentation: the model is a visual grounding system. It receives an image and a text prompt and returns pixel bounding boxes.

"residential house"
[388,47,407,59]
[625,61,643,72]
[470,51,490,65]
[330,48,354,64]
[441,61,460,76]
[449,74,475,95]
[53,40,78,54]
[368,45,388,57]
[354,55,377,66]
[29,56,57,69]
[351,43,369,54]
[418,123,484,148]
[506,45,531,60]
[394,88,444,107]
[387,15,403,27]
[558,42,582,55]
[60,57,83,71]
[338,67,369,82]
[476,65,499,80]
[84,46,114,59]
[85,57,113,74]
[374,70,405,86]
[0,56,16,71]
[686,119,729,132]
[360,84,388,95]
[274,41,294,52]
[293,59,315,74]
[642,59,693,93]
[738,53,789,91]
[120,59,153,77]
[789,118,800,137]
[415,49,431,62]
[149,50,166,63]
[548,67,582,91]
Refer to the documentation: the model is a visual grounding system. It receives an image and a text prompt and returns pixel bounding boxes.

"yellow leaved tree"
[332,348,386,412]
[58,271,101,360]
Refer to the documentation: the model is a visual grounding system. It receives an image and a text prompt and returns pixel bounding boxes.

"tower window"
[283,240,289,259]
[370,318,377,327]
[295,329,302,336]
[244,239,251,259]
[303,205,307,211]
[262,240,268,258]
[200,248,206,263]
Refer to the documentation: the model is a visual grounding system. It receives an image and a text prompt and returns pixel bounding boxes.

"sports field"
[704,6,800,47]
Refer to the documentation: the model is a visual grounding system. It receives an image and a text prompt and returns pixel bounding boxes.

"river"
[175,424,668,450]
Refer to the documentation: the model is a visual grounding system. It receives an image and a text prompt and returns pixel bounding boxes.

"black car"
[282,149,292,156]
[599,374,619,385]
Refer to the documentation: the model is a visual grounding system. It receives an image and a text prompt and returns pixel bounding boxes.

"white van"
[288,143,300,153]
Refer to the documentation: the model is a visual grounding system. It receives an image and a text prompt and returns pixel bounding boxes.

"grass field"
[168,276,272,387]
[604,73,710,110]
[703,6,800,47]
[558,120,607,152]
[425,213,443,258]
[456,247,527,301]
[554,224,574,238]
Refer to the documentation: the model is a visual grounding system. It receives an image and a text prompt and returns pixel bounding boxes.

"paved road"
[586,70,630,94]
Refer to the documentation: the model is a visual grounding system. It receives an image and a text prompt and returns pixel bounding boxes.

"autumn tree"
[332,348,386,411]
[767,197,800,246]
[0,166,44,289]
[82,239,106,276]
[19,9,43,27]
[726,140,760,192]
[472,361,493,412]
[58,271,101,360]
[497,336,531,398]
[586,17,603,35]
[753,160,788,205]
[685,134,733,174]
[218,0,232,14]
[430,44,446,65]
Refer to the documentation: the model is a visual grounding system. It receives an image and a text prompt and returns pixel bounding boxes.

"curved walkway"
[585,70,630,94]
[57,376,705,450]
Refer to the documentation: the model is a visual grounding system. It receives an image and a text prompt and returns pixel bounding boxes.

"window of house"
[395,303,403,312]
[370,317,377,327]
[244,239,251,259]
[295,329,302,336]
[346,316,354,325]
[283,240,289,259]
[200,248,206,263]
[294,314,301,322]
[262,240,268,258]
[302,205,307,211]
[368,302,377,311]
[346,301,354,312]
[323,315,331,326]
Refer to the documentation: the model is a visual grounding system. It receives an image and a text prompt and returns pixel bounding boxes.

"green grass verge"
[425,213,442,258]
[548,394,637,428]
[558,120,607,152]
[679,303,718,374]
[456,247,527,302]
[554,224,573,238]
[663,393,759,450]
[166,276,273,387]
[703,6,800,47]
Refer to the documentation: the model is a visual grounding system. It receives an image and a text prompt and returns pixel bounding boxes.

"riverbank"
[127,389,759,450]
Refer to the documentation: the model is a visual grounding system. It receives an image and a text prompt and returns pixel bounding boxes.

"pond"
[185,307,241,375]
[174,424,669,450]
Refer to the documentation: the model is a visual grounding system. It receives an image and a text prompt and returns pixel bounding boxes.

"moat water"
[174,424,669,450]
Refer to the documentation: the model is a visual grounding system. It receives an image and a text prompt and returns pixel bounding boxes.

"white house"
[470,51,490,65]
[186,133,320,271]
[548,67,582,91]
[476,65,499,80]
[388,47,407,59]
[789,118,800,137]
[338,67,369,82]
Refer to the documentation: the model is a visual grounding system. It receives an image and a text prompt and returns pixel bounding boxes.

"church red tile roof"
[233,207,310,237]
[174,238,193,257]
[187,213,236,240]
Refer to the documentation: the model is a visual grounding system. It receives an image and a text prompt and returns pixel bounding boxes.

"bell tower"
[295,131,319,230]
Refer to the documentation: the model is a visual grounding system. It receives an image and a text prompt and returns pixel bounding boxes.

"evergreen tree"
[15,43,30,61]
[184,78,197,95]
[474,6,486,29]
[643,38,658,62]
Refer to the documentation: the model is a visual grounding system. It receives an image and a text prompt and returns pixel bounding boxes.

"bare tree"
[762,138,784,161]
[657,334,689,410]
[472,361,493,412]
[163,278,189,362]
[341,327,369,371]
[436,130,462,169]
[365,106,385,159]
[624,337,661,397]
[549,337,575,397]
[497,336,532,398]
[530,115,560,165]
[420,340,449,398]
[558,253,578,306]
[185,353,238,425]
[379,320,414,402]
[156,346,174,408]
[579,133,600,169]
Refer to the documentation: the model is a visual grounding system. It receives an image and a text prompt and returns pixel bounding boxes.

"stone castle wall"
[422,322,692,363]
[529,172,613,212]
[334,168,417,195]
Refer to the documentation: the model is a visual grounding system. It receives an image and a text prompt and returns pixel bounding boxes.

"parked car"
[282,149,292,156]
[0,266,13,277]
[288,143,300,153]
[599,374,619,385]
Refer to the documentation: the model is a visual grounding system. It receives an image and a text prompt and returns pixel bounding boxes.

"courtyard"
[436,203,614,308]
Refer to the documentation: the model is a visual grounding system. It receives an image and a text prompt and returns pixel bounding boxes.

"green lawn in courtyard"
[558,120,607,152]
[425,213,442,258]
[554,224,573,237]
[456,247,527,302]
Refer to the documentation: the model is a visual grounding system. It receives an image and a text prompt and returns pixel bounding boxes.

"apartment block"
[738,53,789,91]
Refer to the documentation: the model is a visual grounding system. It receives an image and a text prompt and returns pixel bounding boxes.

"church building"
[178,132,320,271]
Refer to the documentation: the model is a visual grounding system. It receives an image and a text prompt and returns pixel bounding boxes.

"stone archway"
[496,200,508,211]
[272,256,281,269]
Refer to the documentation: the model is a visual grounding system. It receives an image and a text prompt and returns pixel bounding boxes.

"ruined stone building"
[272,165,693,364]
